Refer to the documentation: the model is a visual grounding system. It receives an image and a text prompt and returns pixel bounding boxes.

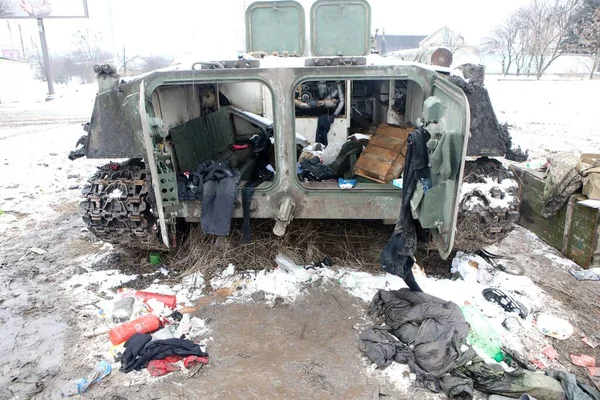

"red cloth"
[183,356,209,369]
[147,356,182,376]
[147,355,209,376]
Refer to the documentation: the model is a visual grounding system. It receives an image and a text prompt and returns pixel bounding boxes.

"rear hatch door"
[246,1,305,55]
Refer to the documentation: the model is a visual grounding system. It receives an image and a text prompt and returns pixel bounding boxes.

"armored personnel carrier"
[76,0,518,259]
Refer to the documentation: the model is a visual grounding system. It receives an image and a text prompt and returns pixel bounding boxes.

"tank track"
[80,159,166,249]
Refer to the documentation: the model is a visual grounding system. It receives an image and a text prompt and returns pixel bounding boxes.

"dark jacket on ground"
[120,333,209,373]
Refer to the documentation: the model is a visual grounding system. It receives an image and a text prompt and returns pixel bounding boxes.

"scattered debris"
[68,184,80,190]
[569,269,600,281]
[535,314,574,340]
[582,335,600,349]
[570,354,596,368]
[28,247,47,255]
[109,315,161,345]
[251,290,266,301]
[60,360,112,397]
[482,288,528,318]
[542,345,560,361]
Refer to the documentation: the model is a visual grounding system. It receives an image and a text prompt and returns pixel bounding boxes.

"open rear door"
[310,0,371,56]
[246,1,305,55]
[413,77,471,259]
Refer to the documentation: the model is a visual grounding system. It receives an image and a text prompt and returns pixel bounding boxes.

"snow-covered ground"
[486,76,600,159]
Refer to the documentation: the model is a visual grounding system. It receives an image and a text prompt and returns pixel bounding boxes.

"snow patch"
[460,178,518,211]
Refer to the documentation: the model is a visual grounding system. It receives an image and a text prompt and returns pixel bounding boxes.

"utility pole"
[37,18,55,100]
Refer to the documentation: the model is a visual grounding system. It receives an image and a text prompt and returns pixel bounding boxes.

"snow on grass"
[460,177,519,211]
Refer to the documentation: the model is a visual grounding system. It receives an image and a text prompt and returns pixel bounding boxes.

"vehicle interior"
[152,81,278,202]
[294,78,423,190]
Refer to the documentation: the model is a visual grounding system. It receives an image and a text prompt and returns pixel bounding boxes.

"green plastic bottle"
[461,304,505,362]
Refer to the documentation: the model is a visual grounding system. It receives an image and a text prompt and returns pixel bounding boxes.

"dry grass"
[163,219,393,282]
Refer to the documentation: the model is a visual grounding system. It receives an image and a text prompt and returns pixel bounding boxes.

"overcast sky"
[1,0,532,59]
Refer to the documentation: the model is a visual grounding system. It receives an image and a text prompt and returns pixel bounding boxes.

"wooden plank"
[355,168,386,183]
[565,195,600,268]
[353,124,410,183]
[386,153,406,182]
[359,145,398,161]
[354,157,392,179]
[370,136,406,153]
[376,124,411,141]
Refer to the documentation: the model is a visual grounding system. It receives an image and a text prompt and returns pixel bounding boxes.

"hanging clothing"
[380,128,430,291]
[196,161,241,236]
[315,114,336,146]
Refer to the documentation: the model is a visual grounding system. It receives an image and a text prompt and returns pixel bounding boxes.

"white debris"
[108,188,124,199]
[451,252,493,284]
[28,247,47,255]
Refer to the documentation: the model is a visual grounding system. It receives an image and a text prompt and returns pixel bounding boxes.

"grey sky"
[1,0,532,58]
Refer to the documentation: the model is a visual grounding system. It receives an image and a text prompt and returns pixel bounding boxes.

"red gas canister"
[135,291,177,309]
[109,314,161,345]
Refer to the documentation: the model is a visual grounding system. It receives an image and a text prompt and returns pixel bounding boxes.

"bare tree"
[74,29,104,65]
[519,0,580,79]
[26,38,46,81]
[447,31,466,54]
[565,0,600,79]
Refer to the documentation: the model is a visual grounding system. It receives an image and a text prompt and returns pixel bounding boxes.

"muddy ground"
[1,84,599,400]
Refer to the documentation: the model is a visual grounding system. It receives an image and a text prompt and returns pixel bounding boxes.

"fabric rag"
[147,355,209,376]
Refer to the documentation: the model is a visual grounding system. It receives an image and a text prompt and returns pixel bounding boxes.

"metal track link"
[80,159,166,249]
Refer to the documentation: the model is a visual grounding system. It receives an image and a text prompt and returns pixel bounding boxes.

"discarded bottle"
[109,314,161,345]
[461,304,504,362]
[60,360,112,397]
[135,291,177,309]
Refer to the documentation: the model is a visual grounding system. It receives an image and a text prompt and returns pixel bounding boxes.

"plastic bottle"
[135,291,177,309]
[461,304,504,362]
[109,314,161,345]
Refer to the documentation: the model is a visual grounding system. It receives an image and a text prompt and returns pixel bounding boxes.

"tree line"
[27,29,174,84]
[481,0,600,79]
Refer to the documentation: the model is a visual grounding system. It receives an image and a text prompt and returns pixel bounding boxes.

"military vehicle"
[75,0,518,260]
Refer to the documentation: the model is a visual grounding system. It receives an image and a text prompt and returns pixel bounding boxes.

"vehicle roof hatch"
[310,0,371,57]
[246,1,306,55]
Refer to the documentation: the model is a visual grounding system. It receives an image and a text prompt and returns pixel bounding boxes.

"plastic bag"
[60,360,112,397]
[536,314,574,340]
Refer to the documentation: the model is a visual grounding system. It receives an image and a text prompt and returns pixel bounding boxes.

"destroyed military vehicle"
[75,0,519,258]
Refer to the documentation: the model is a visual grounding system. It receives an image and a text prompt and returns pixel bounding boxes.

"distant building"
[0,57,35,103]
[419,26,464,51]
[375,35,426,54]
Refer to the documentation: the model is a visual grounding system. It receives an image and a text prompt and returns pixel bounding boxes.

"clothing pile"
[360,289,566,400]
[297,138,364,182]
[121,333,209,376]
